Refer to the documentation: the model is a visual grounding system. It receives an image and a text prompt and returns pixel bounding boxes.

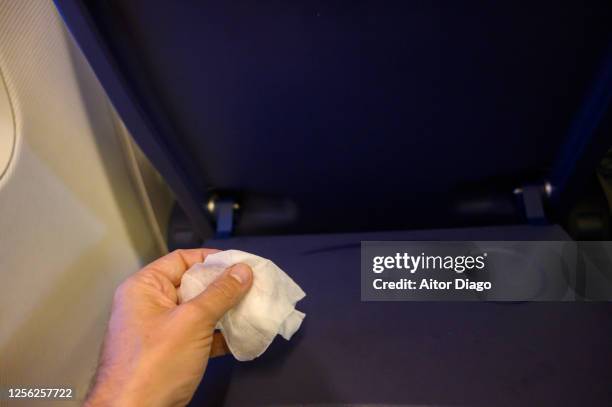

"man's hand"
[85,249,253,407]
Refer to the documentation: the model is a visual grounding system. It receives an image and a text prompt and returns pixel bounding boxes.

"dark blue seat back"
[56,0,612,235]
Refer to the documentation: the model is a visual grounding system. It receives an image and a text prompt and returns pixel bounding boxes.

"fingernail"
[229,263,251,284]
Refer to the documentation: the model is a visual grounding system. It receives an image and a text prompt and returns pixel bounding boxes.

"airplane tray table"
[190,225,612,406]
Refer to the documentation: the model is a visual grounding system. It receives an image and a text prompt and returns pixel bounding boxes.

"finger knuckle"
[114,270,158,299]
[170,249,185,260]
[136,270,160,286]
[212,279,239,302]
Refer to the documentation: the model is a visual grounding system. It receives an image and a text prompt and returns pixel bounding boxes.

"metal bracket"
[207,197,237,237]
[514,183,551,225]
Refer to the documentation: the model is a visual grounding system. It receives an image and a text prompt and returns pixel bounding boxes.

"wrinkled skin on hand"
[84,249,253,407]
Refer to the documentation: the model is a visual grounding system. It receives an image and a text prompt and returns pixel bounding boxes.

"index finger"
[144,248,221,286]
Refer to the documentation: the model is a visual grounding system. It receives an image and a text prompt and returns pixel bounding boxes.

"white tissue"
[178,250,306,361]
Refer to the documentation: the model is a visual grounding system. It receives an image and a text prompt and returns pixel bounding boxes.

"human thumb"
[184,263,253,326]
